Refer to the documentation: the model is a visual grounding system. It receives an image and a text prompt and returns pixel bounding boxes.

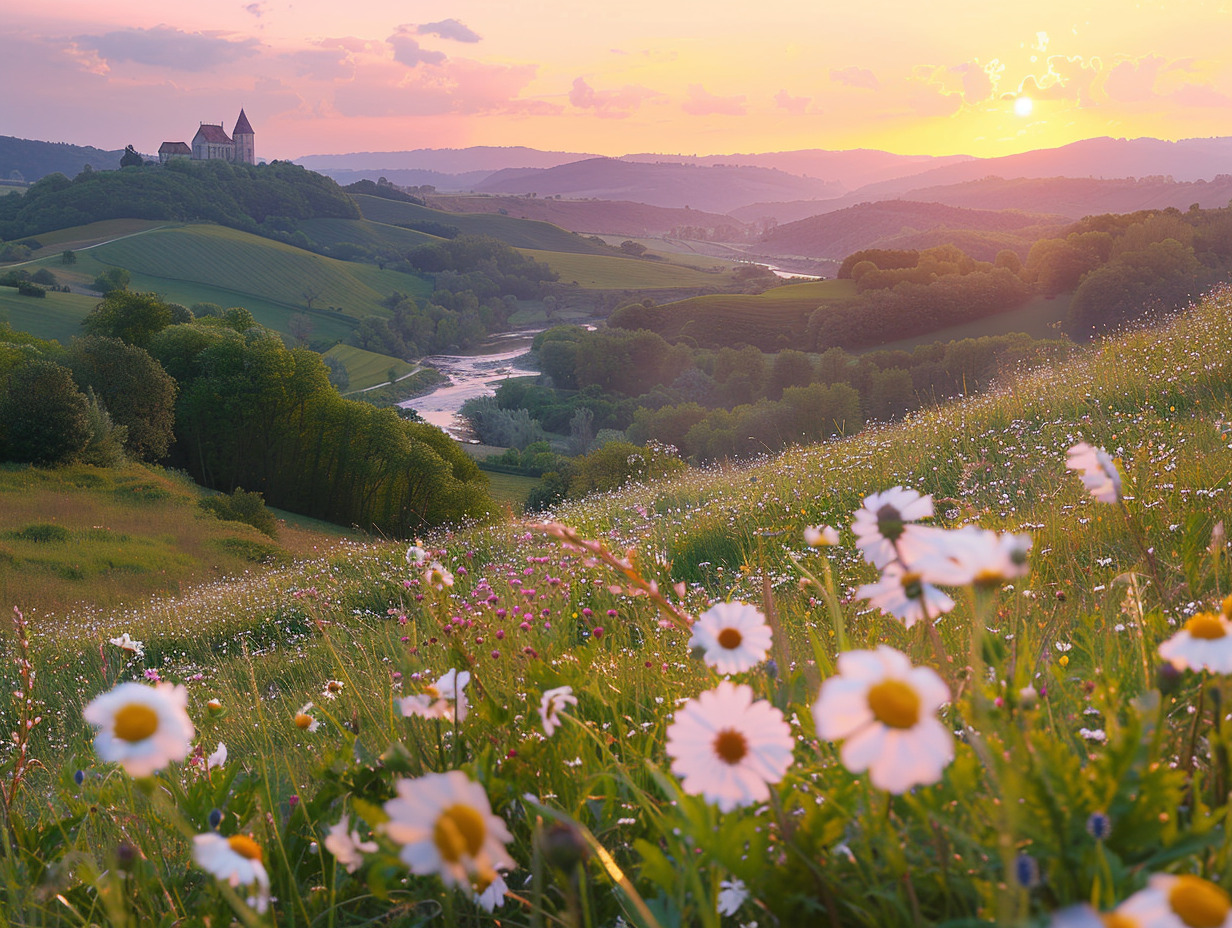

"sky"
[5,0,1232,162]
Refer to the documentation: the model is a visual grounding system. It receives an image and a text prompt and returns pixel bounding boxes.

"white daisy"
[108,633,145,657]
[665,681,795,812]
[474,872,509,912]
[293,702,320,732]
[322,679,344,700]
[383,770,516,890]
[717,878,749,916]
[400,668,471,722]
[688,602,773,674]
[852,487,938,568]
[406,543,429,566]
[83,682,194,777]
[206,742,227,771]
[1158,612,1232,673]
[856,562,955,628]
[324,814,378,873]
[813,646,954,794]
[804,525,840,547]
[425,561,454,591]
[539,685,578,737]
[1066,442,1122,504]
[1117,873,1232,928]
[910,526,1032,588]
[193,832,271,913]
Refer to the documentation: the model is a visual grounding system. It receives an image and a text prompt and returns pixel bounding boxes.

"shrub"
[199,487,278,538]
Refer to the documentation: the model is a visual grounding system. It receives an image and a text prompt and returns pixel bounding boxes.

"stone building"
[159,110,255,165]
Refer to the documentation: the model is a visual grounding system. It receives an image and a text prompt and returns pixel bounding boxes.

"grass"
[353,195,618,255]
[0,463,360,620]
[324,343,417,392]
[516,247,733,290]
[871,291,1072,353]
[0,287,101,344]
[478,469,539,509]
[6,289,1232,925]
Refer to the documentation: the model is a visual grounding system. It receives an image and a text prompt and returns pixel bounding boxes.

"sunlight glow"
[1013,96,1034,118]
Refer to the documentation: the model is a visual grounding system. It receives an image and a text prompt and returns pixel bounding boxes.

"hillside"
[0,135,125,182]
[12,286,1232,927]
[352,194,616,254]
[757,199,1066,260]
[0,462,363,618]
[425,193,743,236]
[473,158,842,212]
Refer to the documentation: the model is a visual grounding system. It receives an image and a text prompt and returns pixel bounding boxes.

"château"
[158,109,255,165]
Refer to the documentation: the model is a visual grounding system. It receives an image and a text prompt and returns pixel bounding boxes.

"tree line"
[0,292,494,536]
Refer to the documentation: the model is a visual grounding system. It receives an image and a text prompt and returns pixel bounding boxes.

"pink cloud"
[1105,55,1165,102]
[387,30,446,68]
[332,58,558,118]
[682,84,746,116]
[1170,82,1232,107]
[72,26,261,72]
[829,67,880,90]
[949,62,992,104]
[774,90,811,115]
[569,77,660,118]
[416,19,481,43]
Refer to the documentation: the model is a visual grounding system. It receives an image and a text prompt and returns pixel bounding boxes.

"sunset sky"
[5,0,1231,161]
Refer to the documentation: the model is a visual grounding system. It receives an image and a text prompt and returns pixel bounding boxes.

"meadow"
[4,287,1232,926]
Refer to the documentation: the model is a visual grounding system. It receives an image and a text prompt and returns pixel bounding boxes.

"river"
[399,331,541,440]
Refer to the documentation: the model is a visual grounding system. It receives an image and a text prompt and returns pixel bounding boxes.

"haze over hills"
[423,194,742,237]
[294,146,601,173]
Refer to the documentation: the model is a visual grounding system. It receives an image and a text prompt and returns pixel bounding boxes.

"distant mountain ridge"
[0,136,126,182]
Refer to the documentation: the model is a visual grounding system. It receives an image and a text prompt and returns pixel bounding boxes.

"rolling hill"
[473,158,842,213]
[0,135,125,182]
[424,194,743,236]
[757,200,1067,260]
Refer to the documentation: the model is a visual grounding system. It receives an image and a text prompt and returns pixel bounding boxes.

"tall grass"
[4,288,1232,925]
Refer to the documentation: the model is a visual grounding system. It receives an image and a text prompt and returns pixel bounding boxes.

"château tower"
[232,109,255,165]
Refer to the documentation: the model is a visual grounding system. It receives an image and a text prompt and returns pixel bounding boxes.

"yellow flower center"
[294,713,314,729]
[712,728,749,765]
[113,703,159,743]
[1169,875,1231,928]
[867,680,921,729]
[1101,914,1140,928]
[717,627,743,650]
[900,572,924,601]
[425,685,441,698]
[433,804,487,863]
[974,568,1006,588]
[326,681,343,693]
[1186,613,1227,640]
[1222,595,1232,620]
[227,835,263,862]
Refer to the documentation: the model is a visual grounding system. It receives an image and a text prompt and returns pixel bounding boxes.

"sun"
[1013,96,1034,118]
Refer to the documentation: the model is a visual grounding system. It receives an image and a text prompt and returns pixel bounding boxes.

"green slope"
[353,195,615,254]
[296,217,441,252]
[323,343,417,392]
[0,288,100,345]
[516,247,731,289]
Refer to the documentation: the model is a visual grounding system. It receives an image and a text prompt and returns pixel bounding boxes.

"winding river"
[399,331,541,440]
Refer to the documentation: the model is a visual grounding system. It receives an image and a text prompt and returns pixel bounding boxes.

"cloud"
[1170,81,1232,107]
[1105,54,1164,102]
[286,40,369,81]
[568,77,660,118]
[244,3,266,18]
[774,90,811,115]
[949,62,993,103]
[829,67,879,90]
[72,26,261,71]
[416,19,481,43]
[681,84,746,116]
[332,58,559,118]
[387,30,446,68]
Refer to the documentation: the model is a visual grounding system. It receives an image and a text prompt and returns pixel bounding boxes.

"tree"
[61,249,76,266]
[0,360,91,465]
[288,313,315,345]
[120,145,143,168]
[302,285,323,311]
[67,336,177,461]
[82,291,173,348]
[91,267,131,295]
[620,240,648,257]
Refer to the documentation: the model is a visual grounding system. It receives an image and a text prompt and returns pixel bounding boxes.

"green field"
[478,468,539,508]
[324,343,417,392]
[12,223,435,344]
[643,278,859,347]
[296,217,440,252]
[871,291,1073,352]
[353,195,616,254]
[0,287,101,344]
[19,219,169,256]
[516,247,732,289]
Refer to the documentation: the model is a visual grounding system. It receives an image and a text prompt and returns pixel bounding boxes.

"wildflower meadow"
[7,288,1232,927]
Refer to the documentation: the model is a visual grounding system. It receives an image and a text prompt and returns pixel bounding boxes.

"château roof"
[159,141,192,154]
[233,109,253,136]
[194,124,232,144]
